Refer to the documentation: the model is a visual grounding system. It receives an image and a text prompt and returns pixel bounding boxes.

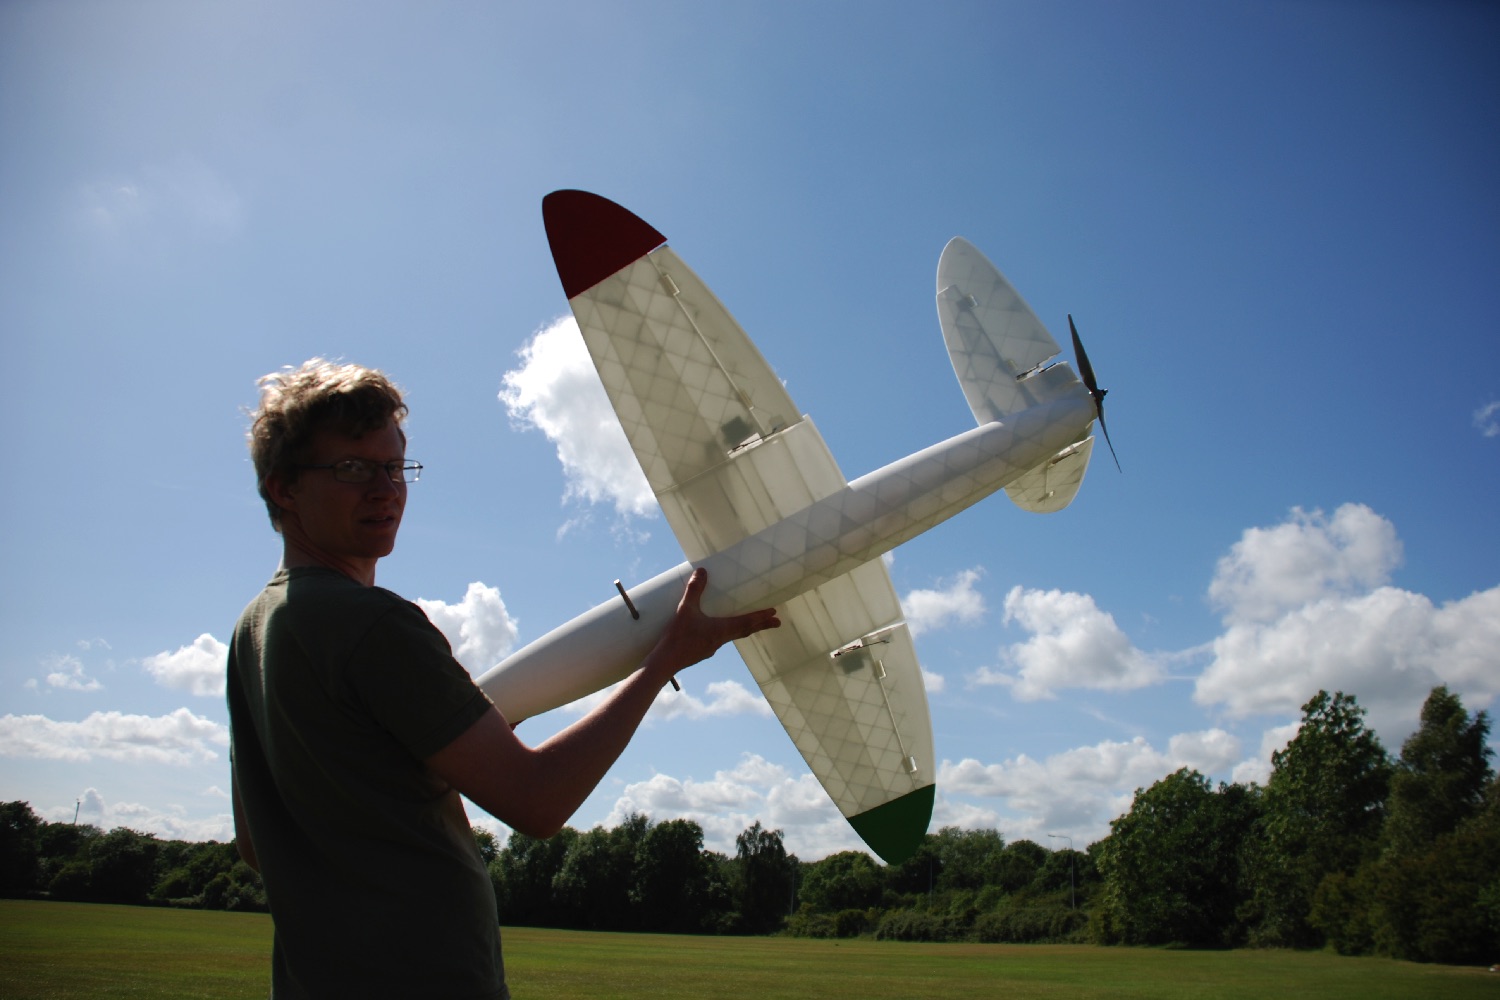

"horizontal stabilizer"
[1005,436,1094,513]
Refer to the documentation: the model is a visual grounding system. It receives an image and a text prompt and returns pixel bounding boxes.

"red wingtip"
[542,190,667,299]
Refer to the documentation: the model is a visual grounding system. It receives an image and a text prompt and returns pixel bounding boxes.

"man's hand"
[645,568,780,684]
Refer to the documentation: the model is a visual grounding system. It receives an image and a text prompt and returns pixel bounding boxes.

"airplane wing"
[542,190,935,863]
[936,237,1094,513]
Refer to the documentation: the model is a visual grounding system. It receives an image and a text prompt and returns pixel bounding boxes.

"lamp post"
[1047,833,1075,910]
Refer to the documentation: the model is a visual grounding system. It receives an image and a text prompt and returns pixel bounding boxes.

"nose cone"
[542,190,667,299]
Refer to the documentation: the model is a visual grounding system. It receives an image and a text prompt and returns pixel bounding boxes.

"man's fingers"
[679,567,709,611]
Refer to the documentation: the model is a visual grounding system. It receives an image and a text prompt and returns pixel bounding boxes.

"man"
[228,359,778,998]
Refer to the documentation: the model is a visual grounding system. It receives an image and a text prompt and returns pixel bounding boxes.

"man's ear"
[264,473,299,515]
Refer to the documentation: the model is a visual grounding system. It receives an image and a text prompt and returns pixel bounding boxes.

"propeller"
[1068,314,1121,472]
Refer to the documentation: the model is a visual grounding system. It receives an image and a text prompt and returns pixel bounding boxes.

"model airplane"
[476,190,1112,864]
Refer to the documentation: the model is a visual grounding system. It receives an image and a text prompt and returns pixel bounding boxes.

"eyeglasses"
[298,459,423,484]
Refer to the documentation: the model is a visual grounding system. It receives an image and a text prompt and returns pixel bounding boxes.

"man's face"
[274,419,408,578]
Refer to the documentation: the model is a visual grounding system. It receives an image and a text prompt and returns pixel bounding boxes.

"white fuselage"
[476,391,1095,722]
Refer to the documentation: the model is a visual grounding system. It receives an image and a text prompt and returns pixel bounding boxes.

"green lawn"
[1,900,1493,999]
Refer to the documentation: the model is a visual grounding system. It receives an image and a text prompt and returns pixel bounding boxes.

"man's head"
[249,359,408,532]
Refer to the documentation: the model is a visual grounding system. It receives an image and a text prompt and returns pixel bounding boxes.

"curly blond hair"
[248,359,408,530]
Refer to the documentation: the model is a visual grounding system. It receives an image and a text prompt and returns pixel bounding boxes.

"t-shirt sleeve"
[346,600,495,760]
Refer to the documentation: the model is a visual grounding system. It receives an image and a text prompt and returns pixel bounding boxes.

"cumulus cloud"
[973,586,1163,700]
[1197,584,1500,736]
[1195,505,1500,738]
[40,654,103,693]
[650,679,773,722]
[561,678,772,724]
[416,581,520,675]
[47,787,234,842]
[498,316,656,519]
[903,568,986,636]
[1207,503,1401,625]
[940,728,1241,843]
[141,634,227,696]
[603,753,856,858]
[1474,400,1500,438]
[0,709,228,766]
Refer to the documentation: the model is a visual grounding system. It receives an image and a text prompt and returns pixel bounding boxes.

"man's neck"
[280,535,377,587]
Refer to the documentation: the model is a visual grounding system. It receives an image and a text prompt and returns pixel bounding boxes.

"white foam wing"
[564,237,934,861]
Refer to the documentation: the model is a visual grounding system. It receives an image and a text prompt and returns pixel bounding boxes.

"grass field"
[1,900,1493,999]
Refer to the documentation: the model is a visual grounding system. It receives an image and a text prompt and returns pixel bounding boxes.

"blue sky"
[2,1,1496,860]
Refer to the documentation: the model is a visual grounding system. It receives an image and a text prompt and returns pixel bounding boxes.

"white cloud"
[1195,503,1499,741]
[1207,503,1401,625]
[416,581,520,675]
[1474,400,1500,438]
[1195,584,1500,738]
[603,753,858,859]
[973,585,1163,700]
[650,679,773,722]
[498,316,656,519]
[939,728,1240,844]
[46,787,234,842]
[0,709,228,766]
[903,568,986,636]
[141,633,227,697]
[560,677,772,724]
[41,654,103,692]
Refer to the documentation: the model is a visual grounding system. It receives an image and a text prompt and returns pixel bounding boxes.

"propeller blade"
[1068,314,1121,472]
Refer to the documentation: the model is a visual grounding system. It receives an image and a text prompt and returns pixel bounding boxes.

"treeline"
[787,827,1092,944]
[2,685,1493,965]
[0,808,265,911]
[487,815,1090,942]
[487,818,798,935]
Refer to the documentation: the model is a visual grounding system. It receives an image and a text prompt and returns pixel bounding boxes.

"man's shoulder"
[282,567,407,606]
[253,567,425,636]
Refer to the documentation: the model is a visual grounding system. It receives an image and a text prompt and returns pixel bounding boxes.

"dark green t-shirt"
[228,567,506,999]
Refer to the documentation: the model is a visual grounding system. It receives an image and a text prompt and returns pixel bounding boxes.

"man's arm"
[424,569,778,838]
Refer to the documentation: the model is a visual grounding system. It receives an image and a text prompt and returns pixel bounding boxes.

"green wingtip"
[848,784,936,865]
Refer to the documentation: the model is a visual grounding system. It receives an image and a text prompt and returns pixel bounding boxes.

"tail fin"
[935,237,1094,512]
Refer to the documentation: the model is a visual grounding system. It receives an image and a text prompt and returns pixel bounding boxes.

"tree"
[200,859,267,912]
[732,822,796,934]
[1383,686,1493,858]
[930,827,1006,893]
[472,828,500,866]
[884,834,941,898]
[46,827,161,905]
[1035,846,1096,901]
[1094,769,1260,946]
[799,850,884,914]
[151,841,240,905]
[994,839,1048,895]
[1312,688,1500,962]
[0,802,42,897]
[633,818,723,933]
[1244,690,1391,948]
[493,827,577,927]
[552,818,646,930]
[1366,811,1500,964]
